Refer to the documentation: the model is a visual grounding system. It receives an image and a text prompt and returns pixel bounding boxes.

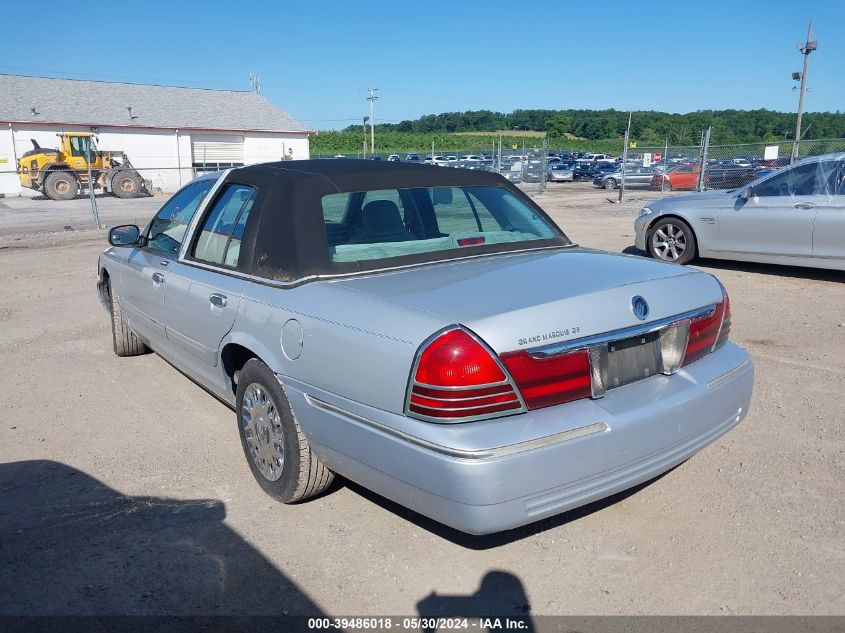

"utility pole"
[363,116,369,159]
[792,22,817,163]
[366,86,379,157]
[618,111,632,203]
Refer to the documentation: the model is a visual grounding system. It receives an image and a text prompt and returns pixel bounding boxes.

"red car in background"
[650,164,707,191]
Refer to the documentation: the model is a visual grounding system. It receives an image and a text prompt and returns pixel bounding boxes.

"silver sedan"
[548,164,574,182]
[98,161,753,534]
[635,153,845,269]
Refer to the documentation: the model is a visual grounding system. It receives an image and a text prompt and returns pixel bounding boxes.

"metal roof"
[0,74,311,133]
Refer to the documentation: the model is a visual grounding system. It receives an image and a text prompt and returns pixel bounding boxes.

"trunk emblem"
[631,295,650,320]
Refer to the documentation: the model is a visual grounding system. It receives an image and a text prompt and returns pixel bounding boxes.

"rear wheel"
[604,178,617,190]
[647,217,696,265]
[107,279,148,356]
[43,171,77,201]
[236,359,334,503]
[112,171,142,198]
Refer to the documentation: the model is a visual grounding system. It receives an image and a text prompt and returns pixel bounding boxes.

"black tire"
[604,178,617,190]
[107,279,148,356]
[236,359,334,503]
[43,171,77,201]
[111,171,142,198]
[647,217,697,265]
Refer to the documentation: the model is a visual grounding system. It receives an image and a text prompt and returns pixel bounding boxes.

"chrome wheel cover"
[652,223,688,261]
[241,383,284,481]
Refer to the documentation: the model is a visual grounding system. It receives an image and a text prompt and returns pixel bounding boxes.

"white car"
[424,155,450,167]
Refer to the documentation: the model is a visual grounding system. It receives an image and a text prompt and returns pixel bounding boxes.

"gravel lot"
[1,183,843,617]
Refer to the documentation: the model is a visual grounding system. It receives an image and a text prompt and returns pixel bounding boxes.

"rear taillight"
[500,350,592,410]
[683,286,731,366]
[406,328,524,422]
[715,291,731,348]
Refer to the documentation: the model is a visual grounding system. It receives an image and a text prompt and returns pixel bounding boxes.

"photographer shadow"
[417,571,533,632]
[0,459,323,616]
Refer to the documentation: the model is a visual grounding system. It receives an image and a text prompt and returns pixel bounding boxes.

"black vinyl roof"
[187,160,569,284]
[232,159,510,193]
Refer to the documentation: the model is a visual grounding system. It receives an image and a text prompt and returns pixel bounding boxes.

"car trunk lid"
[332,247,723,354]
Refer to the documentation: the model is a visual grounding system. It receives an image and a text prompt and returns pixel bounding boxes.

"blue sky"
[1,0,842,130]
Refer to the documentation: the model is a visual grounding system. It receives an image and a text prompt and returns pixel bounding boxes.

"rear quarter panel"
[228,280,451,414]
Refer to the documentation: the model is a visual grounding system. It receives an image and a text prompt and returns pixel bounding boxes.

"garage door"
[191,134,245,173]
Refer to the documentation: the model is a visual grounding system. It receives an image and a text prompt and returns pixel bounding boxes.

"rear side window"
[321,186,559,264]
[192,184,256,267]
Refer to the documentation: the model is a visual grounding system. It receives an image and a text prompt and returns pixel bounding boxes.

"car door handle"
[209,293,228,308]
[151,272,165,284]
[793,202,815,209]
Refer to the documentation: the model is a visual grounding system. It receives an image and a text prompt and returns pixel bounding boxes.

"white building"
[0,74,312,196]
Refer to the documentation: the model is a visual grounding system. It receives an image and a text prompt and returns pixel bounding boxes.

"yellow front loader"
[18,133,149,201]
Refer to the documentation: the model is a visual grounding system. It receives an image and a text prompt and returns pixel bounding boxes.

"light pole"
[366,86,378,157]
[792,22,817,162]
[363,116,369,159]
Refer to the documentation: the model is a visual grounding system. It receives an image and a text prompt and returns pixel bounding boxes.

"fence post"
[619,111,632,203]
[497,135,502,174]
[86,144,101,229]
[697,126,711,192]
[539,137,548,194]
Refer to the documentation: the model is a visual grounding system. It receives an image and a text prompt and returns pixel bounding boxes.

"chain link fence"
[3,135,844,228]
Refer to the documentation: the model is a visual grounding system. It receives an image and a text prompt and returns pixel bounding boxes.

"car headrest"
[362,200,405,234]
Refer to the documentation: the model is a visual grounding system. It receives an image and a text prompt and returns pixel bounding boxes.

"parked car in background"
[406,153,421,163]
[522,160,545,183]
[387,154,401,162]
[548,164,574,182]
[460,155,484,162]
[635,152,844,269]
[753,156,789,179]
[573,163,597,181]
[425,155,450,167]
[593,166,655,190]
[705,160,756,189]
[650,164,704,191]
[98,160,753,534]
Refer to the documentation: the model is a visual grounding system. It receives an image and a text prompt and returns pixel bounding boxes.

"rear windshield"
[321,186,561,264]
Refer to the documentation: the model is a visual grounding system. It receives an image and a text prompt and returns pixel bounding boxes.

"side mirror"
[740,186,754,200]
[108,224,140,246]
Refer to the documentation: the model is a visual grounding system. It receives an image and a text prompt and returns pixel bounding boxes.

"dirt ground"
[0,183,843,617]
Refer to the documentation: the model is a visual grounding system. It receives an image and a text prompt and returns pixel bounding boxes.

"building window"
[192,162,244,174]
